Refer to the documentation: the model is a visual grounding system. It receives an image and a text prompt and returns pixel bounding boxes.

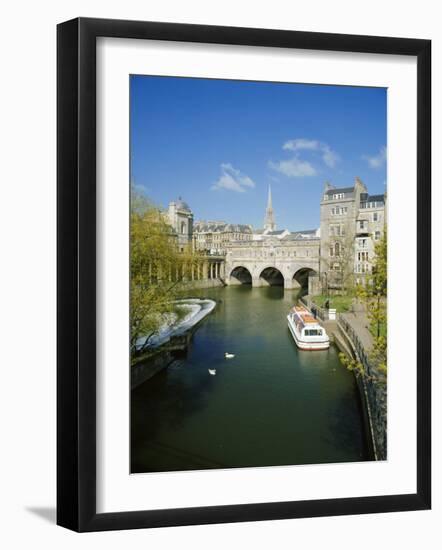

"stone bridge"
[224,239,321,293]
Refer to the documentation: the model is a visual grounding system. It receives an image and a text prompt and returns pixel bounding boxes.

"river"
[131,285,371,473]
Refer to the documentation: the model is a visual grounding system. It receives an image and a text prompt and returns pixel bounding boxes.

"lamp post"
[323,271,328,298]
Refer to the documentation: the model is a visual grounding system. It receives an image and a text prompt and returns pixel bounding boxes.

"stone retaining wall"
[131,348,176,389]
[336,315,387,460]
[178,278,225,291]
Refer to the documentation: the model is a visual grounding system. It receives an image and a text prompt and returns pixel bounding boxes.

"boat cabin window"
[304,329,322,336]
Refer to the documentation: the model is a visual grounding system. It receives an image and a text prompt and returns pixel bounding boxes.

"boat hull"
[287,315,330,350]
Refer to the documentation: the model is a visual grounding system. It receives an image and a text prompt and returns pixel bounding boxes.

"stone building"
[166,198,194,251]
[163,178,385,292]
[320,177,386,290]
[193,221,253,255]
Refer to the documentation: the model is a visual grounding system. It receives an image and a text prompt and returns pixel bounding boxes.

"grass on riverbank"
[311,294,354,313]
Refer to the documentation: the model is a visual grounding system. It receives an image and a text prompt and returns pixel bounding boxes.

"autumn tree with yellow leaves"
[130,190,203,359]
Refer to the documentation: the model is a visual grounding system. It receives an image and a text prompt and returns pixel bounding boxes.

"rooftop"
[193,221,252,233]
[282,229,320,241]
[360,193,385,206]
[324,186,355,196]
[174,198,192,212]
[366,194,385,202]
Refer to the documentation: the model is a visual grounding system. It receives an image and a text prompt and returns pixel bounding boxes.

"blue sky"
[130,75,386,231]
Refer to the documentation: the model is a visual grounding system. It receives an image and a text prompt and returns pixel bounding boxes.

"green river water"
[131,285,370,473]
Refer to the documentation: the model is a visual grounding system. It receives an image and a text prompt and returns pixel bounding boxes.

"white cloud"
[283,138,339,168]
[363,146,386,169]
[211,163,255,193]
[283,138,320,152]
[271,138,339,178]
[269,157,316,177]
[321,145,339,168]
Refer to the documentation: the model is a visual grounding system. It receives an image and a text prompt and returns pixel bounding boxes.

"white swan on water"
[225,353,235,359]
[208,369,216,375]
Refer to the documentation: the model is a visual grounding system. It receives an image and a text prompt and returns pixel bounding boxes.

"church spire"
[263,184,276,231]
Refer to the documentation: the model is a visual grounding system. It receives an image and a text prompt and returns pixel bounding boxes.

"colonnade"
[205,260,225,280]
[146,258,226,283]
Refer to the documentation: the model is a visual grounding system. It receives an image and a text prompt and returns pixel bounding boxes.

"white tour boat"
[287,305,330,350]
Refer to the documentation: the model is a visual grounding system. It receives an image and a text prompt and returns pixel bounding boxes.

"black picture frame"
[57,17,431,532]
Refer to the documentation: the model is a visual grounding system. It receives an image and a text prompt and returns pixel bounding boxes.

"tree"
[356,229,387,382]
[321,221,355,295]
[130,189,206,360]
[368,230,387,380]
[338,352,364,377]
[130,191,180,357]
[339,228,387,461]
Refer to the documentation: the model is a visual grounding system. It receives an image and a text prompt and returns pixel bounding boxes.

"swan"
[225,352,235,359]
[208,369,216,375]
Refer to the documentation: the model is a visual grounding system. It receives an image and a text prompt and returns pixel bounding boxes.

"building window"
[373,212,378,222]
[331,206,348,216]
[181,221,186,234]
[335,242,340,257]
[330,224,345,237]
[356,263,369,273]
[374,231,381,240]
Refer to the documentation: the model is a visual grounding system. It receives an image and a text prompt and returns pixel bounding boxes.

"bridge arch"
[259,266,284,286]
[229,265,252,285]
[292,267,318,292]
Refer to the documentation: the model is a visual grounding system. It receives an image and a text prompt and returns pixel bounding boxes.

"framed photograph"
[57,17,431,531]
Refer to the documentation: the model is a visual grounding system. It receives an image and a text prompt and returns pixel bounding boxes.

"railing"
[197,251,227,258]
[336,313,387,460]
[337,314,371,371]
